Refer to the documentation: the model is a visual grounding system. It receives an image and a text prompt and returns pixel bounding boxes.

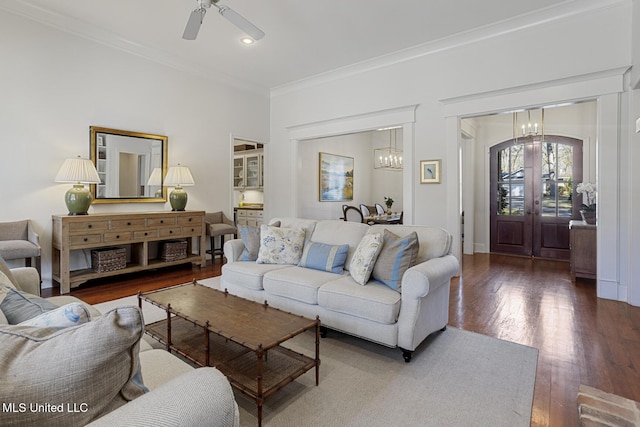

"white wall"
[269,1,637,303]
[295,130,404,220]
[0,10,269,288]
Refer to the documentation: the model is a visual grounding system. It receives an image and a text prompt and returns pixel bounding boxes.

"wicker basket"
[91,247,126,273]
[160,240,188,261]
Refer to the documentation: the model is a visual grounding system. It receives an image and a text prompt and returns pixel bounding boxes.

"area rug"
[95,278,538,427]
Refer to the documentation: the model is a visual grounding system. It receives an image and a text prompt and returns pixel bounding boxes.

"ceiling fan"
[182,0,265,41]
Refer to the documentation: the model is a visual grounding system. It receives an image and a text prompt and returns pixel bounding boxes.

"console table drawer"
[178,216,203,226]
[148,217,177,227]
[182,226,202,236]
[159,227,182,237]
[70,234,102,246]
[112,219,146,229]
[69,221,109,232]
[134,230,159,239]
[104,231,132,243]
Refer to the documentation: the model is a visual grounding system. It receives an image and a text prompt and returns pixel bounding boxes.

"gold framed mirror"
[90,126,168,204]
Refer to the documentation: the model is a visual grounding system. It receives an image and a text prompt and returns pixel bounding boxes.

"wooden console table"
[569,220,597,282]
[52,211,206,294]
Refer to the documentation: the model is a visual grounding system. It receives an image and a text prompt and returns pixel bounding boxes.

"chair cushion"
[263,266,344,305]
[0,240,40,259]
[318,275,401,324]
[349,233,383,285]
[371,229,419,291]
[298,242,349,274]
[0,307,147,426]
[208,223,237,237]
[256,225,305,265]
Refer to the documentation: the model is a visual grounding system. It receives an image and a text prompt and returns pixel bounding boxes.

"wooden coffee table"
[139,281,320,426]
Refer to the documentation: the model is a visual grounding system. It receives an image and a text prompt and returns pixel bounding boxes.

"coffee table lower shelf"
[146,317,317,403]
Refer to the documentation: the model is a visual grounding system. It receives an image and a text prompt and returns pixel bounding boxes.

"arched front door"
[490,135,583,259]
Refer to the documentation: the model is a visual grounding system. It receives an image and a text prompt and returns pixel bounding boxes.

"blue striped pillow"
[298,242,349,274]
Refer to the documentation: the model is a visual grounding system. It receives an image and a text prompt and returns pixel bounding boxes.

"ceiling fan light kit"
[183,0,265,42]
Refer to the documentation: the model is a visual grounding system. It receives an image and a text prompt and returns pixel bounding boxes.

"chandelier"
[374,127,403,170]
[513,109,544,138]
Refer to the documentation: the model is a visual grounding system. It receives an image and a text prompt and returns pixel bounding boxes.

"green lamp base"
[65,184,93,215]
[169,187,188,211]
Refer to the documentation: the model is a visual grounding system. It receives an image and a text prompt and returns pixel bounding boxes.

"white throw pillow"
[349,233,383,285]
[19,302,91,328]
[256,225,306,265]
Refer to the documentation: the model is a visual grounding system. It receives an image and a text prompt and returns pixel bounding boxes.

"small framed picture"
[420,159,441,184]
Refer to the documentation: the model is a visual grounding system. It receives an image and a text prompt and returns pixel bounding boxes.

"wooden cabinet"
[235,208,263,228]
[52,211,206,294]
[569,220,597,282]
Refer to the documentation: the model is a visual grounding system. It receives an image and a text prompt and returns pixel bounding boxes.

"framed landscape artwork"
[319,152,354,201]
[420,159,441,184]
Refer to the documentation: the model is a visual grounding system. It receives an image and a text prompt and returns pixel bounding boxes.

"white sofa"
[222,218,459,362]
[0,260,239,427]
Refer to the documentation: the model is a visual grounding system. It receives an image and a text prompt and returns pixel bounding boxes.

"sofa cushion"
[0,307,147,426]
[308,221,369,271]
[0,284,58,324]
[263,266,344,305]
[318,275,401,324]
[349,233,383,285]
[298,242,349,274]
[222,261,291,291]
[18,302,92,328]
[269,218,318,243]
[372,229,419,291]
[238,226,261,261]
[257,225,306,265]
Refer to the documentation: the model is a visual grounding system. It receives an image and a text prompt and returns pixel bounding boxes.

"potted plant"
[384,196,394,214]
[576,182,596,224]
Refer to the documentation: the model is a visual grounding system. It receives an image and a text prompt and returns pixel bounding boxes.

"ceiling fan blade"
[217,5,265,40]
[183,8,207,40]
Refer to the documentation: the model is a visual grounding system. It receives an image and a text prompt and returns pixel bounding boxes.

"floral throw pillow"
[349,233,383,285]
[18,302,92,328]
[256,225,306,265]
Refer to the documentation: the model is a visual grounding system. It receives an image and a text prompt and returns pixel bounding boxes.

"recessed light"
[240,37,255,45]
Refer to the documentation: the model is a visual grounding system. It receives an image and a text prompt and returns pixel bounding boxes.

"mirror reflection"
[90,126,168,203]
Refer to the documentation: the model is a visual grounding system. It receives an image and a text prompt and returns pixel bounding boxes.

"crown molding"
[0,0,269,97]
[270,0,629,98]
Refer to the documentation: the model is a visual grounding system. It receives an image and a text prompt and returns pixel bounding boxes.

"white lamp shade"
[164,164,195,187]
[55,156,101,184]
[147,167,163,186]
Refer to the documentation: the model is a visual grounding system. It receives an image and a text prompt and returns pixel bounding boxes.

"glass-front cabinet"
[234,153,263,189]
[233,157,244,188]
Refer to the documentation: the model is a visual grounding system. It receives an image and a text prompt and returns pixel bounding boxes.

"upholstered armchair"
[0,220,41,279]
[205,212,238,259]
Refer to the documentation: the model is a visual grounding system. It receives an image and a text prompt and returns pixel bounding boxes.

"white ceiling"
[5,0,572,91]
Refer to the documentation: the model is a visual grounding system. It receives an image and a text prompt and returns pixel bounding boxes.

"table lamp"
[147,167,164,197]
[164,164,195,211]
[55,156,102,215]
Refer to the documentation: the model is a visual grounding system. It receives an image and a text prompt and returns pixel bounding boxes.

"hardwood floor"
[43,253,640,426]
